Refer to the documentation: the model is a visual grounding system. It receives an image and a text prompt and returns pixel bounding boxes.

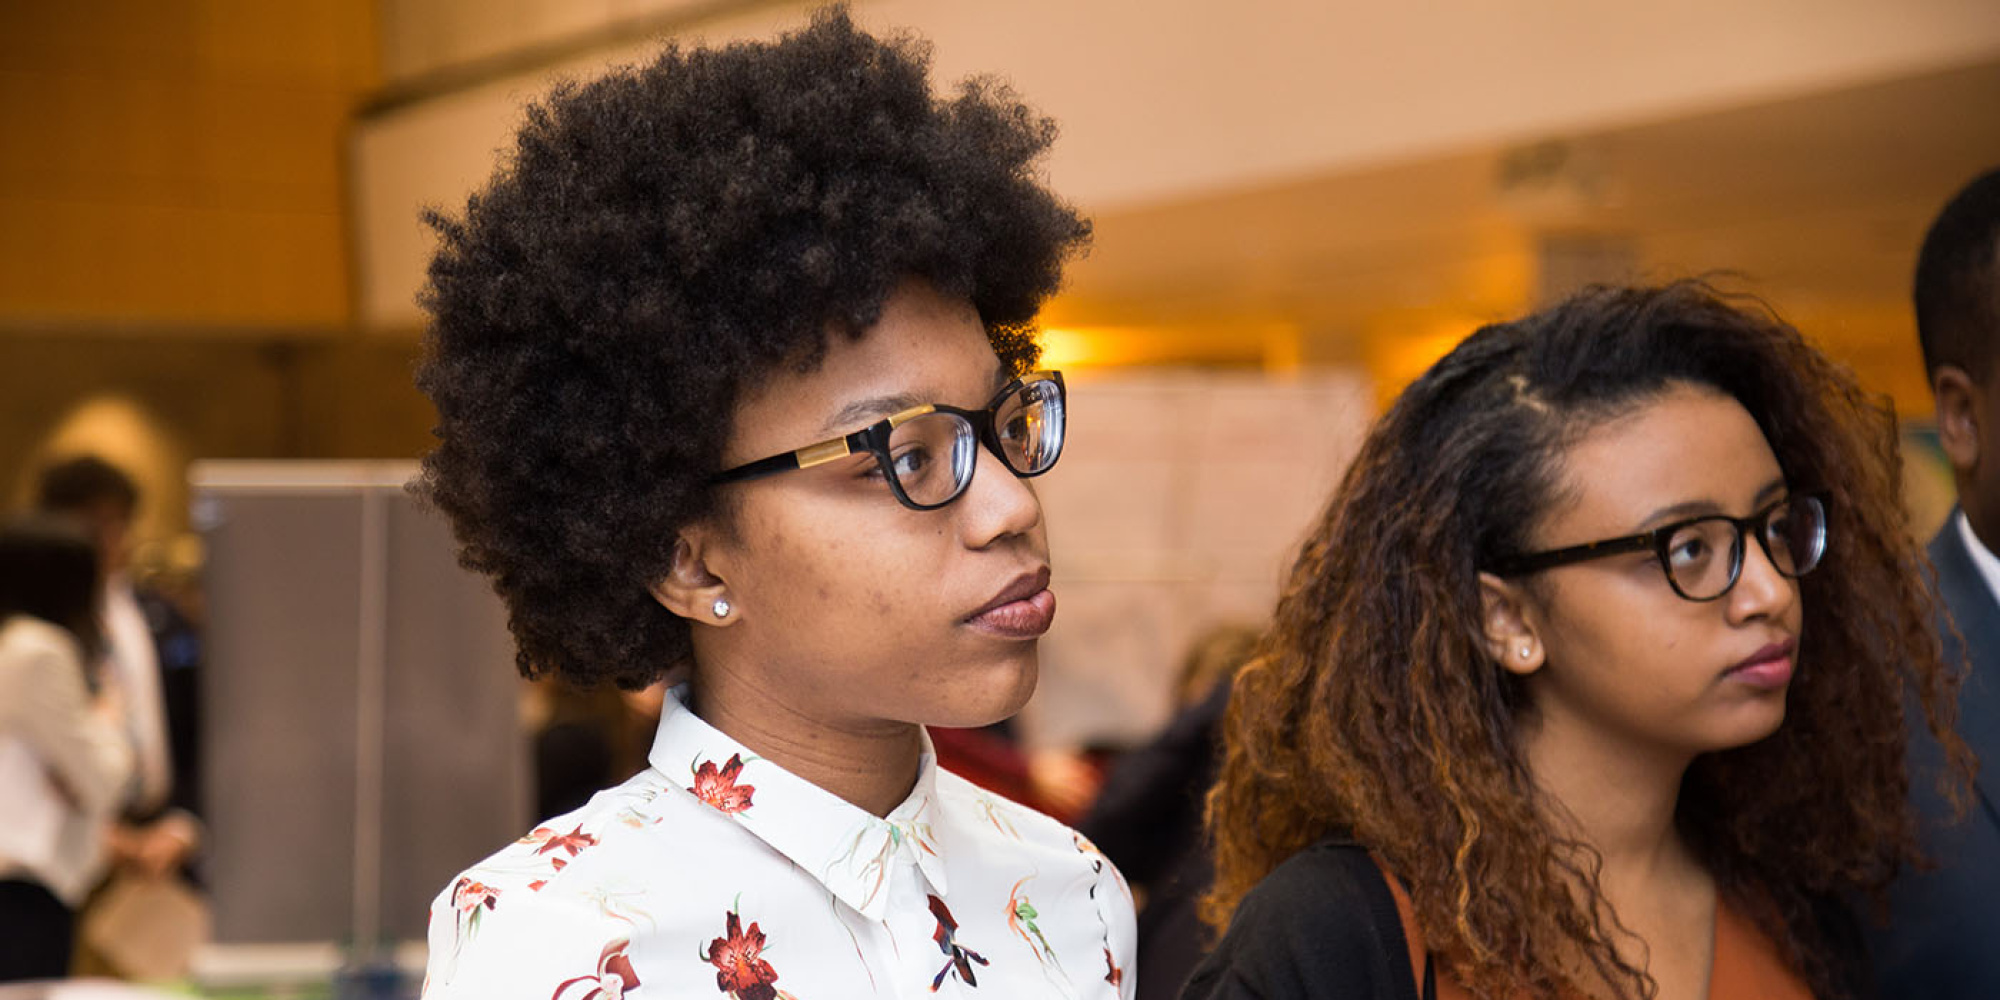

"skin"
[1479,382,1805,1000]
[652,279,1053,817]
[1933,349,2000,549]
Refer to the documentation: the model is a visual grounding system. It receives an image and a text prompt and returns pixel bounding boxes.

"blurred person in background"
[532,678,660,821]
[1186,283,1968,1000]
[1869,165,2000,997]
[414,10,1132,998]
[1078,623,1258,1000]
[35,456,201,882]
[0,515,132,980]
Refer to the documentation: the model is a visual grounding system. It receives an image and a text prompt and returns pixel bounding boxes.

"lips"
[965,567,1056,639]
[1723,637,1796,691]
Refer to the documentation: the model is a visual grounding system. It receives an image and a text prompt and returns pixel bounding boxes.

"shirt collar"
[1955,510,2000,609]
[646,685,949,921]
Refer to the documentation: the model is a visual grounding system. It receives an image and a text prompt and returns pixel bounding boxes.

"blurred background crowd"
[1,0,1997,997]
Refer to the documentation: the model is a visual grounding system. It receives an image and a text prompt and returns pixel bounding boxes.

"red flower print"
[452,878,500,914]
[531,825,600,858]
[1103,945,1124,987]
[689,754,756,814]
[701,909,781,1000]
[928,894,989,991]
[550,938,641,1000]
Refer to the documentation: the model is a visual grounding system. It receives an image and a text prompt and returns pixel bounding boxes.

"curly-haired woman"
[1183,284,1970,1000]
[416,10,1133,998]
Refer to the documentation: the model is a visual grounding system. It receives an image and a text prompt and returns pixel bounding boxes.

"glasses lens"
[1763,495,1827,577]
[994,377,1065,475]
[1664,519,1742,600]
[885,412,977,507]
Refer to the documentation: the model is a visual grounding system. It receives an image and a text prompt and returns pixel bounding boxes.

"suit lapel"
[1927,520,2000,820]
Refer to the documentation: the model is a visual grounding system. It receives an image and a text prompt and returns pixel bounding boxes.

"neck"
[1521,713,1697,887]
[688,662,925,818]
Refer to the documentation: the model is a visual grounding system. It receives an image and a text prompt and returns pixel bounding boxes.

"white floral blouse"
[423,686,1138,1000]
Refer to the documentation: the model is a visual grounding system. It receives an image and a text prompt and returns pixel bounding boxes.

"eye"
[1666,531,1711,570]
[888,445,932,478]
[1763,509,1792,543]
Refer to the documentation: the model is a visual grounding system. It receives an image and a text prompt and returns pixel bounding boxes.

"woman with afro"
[1183,284,1970,1000]
[416,10,1134,999]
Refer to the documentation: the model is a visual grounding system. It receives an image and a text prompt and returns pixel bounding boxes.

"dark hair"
[1205,282,1966,1000]
[0,514,103,660]
[414,8,1089,689]
[1915,167,2000,379]
[35,455,140,520]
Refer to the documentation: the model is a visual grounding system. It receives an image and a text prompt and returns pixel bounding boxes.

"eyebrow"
[1634,477,1789,530]
[814,365,1011,436]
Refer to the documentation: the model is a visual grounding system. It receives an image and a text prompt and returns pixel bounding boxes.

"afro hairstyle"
[414,7,1090,690]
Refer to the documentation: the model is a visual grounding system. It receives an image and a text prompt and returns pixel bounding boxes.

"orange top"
[1375,857,1815,1000]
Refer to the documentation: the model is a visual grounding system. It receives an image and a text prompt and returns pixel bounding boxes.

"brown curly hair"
[1202,282,1971,999]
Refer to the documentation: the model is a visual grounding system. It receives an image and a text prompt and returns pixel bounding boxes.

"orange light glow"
[1037,323,1301,372]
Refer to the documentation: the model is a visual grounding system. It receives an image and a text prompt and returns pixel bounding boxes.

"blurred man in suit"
[35,458,199,881]
[1872,166,2000,996]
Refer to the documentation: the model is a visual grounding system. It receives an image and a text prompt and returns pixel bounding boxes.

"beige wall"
[0,2,377,332]
[0,3,401,551]
[354,0,2000,330]
[377,0,737,84]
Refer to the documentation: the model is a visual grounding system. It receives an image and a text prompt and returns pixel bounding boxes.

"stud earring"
[1518,645,1532,659]
[712,598,732,619]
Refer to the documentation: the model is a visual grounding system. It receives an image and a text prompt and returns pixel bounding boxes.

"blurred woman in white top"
[0,514,133,980]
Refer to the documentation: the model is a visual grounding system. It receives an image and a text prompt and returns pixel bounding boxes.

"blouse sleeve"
[0,620,134,821]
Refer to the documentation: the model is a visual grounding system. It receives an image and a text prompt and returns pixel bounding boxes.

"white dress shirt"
[424,685,1137,999]
[101,574,171,814]
[0,614,135,904]
[1956,510,2000,609]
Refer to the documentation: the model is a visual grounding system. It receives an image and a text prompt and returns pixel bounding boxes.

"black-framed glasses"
[712,371,1066,511]
[1487,493,1828,602]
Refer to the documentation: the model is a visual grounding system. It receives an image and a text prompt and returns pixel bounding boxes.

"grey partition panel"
[203,491,365,943]
[197,463,528,948]
[380,497,522,941]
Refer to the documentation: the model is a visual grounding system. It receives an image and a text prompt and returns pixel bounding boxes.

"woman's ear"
[1478,571,1544,676]
[649,529,737,627]
[1934,365,1983,475]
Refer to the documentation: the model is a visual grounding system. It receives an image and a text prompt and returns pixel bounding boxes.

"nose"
[1725,529,1797,625]
[956,441,1043,549]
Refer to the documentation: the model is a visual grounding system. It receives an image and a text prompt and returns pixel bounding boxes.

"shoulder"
[421,768,720,993]
[0,616,84,693]
[1181,839,1417,1000]
[0,615,81,662]
[1230,840,1399,936]
[933,766,1130,889]
[936,766,1077,841]
[932,767,1141,982]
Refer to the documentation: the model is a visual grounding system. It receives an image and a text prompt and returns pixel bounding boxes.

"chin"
[929,651,1039,729]
[1704,702,1789,753]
